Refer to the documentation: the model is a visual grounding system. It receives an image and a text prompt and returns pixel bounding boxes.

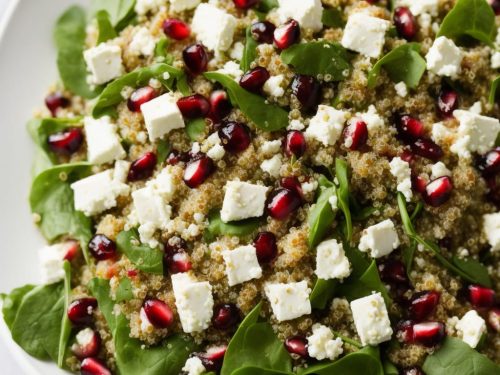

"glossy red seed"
[291,74,321,112]
[166,149,189,165]
[468,285,496,308]
[394,7,417,40]
[490,0,500,15]
[218,121,252,153]
[143,299,174,328]
[396,114,425,141]
[88,235,117,261]
[274,19,300,49]
[72,329,101,359]
[127,86,157,112]
[251,21,276,43]
[396,320,415,343]
[63,241,80,261]
[45,92,70,116]
[127,270,138,277]
[402,366,426,375]
[487,308,500,332]
[378,259,409,285]
[284,336,309,358]
[424,176,453,206]
[233,0,260,8]
[411,138,443,161]
[177,94,211,118]
[208,90,232,123]
[401,149,415,164]
[343,120,368,150]
[183,155,215,188]
[284,130,307,158]
[67,297,98,326]
[183,44,208,75]
[162,18,190,40]
[198,345,227,371]
[409,291,441,321]
[412,173,428,194]
[478,148,500,176]
[128,152,157,181]
[47,128,84,155]
[239,67,270,94]
[212,304,241,330]
[280,177,303,199]
[412,321,446,346]
[437,88,459,118]
[81,357,112,375]
[167,251,193,273]
[267,188,302,220]
[253,232,278,264]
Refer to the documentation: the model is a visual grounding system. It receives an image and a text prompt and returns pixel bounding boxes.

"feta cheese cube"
[394,81,408,97]
[491,51,500,69]
[359,219,400,258]
[469,101,482,114]
[350,293,393,346]
[182,356,206,375]
[132,185,171,242]
[222,245,262,286]
[135,0,164,15]
[306,105,348,146]
[265,281,311,322]
[260,155,283,178]
[431,122,454,145]
[230,41,244,61]
[307,324,343,361]
[141,93,185,141]
[129,27,156,57]
[431,161,451,179]
[425,37,463,78]
[170,0,201,12]
[207,144,226,160]
[341,13,390,58]
[38,243,73,284]
[113,160,131,183]
[263,75,285,98]
[277,0,323,32]
[83,43,124,85]
[147,168,176,201]
[220,181,268,223]
[84,116,125,165]
[260,140,282,155]
[191,4,237,51]
[456,310,486,348]
[315,239,351,280]
[483,212,500,252]
[389,157,413,202]
[171,273,214,333]
[356,105,385,133]
[217,61,244,81]
[396,0,438,16]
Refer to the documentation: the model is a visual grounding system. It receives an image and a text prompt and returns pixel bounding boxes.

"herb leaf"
[89,0,136,30]
[335,158,353,242]
[57,261,72,367]
[95,10,117,44]
[241,26,258,72]
[310,279,338,309]
[186,118,207,141]
[1,285,36,329]
[115,277,134,302]
[156,139,171,165]
[322,8,345,28]
[308,175,337,248]
[204,210,261,242]
[116,229,164,275]
[489,76,500,105]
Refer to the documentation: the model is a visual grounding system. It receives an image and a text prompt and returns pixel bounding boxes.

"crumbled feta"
[129,27,156,57]
[307,324,343,361]
[264,281,312,322]
[222,245,262,286]
[83,43,124,85]
[191,3,237,51]
[207,144,226,160]
[456,310,486,348]
[469,101,482,114]
[147,168,176,202]
[288,119,305,131]
[260,140,282,155]
[431,162,451,179]
[135,0,164,15]
[141,93,185,141]
[491,51,500,69]
[329,195,338,210]
[182,356,206,375]
[263,75,285,98]
[220,181,268,223]
[38,243,72,284]
[350,293,393,346]
[315,239,351,280]
[389,157,413,202]
[217,61,244,81]
[113,160,131,183]
[397,0,438,15]
[84,116,125,165]
[451,110,500,157]
[425,37,463,78]
[341,13,390,58]
[277,0,323,32]
[230,41,244,61]
[483,212,500,252]
[357,105,385,133]
[73,328,95,350]
[394,81,408,97]
[170,0,201,12]
[431,122,454,144]
[359,219,400,258]
[260,155,282,178]
[306,105,348,146]
[301,180,318,194]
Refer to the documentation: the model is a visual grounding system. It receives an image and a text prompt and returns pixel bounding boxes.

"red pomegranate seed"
[81,358,112,375]
[490,0,500,15]
[166,149,189,165]
[378,259,409,285]
[424,176,453,206]
[412,321,446,346]
[183,44,208,75]
[162,18,190,40]
[486,175,500,208]
[396,320,415,343]
[274,19,300,49]
[401,149,415,164]
[143,299,174,328]
[284,130,307,158]
[71,328,101,359]
[396,114,425,141]
[208,90,232,123]
[198,345,227,372]
[291,74,321,112]
[166,251,192,273]
[127,86,157,112]
[251,21,276,43]
[394,7,417,40]
[233,0,260,9]
[487,308,500,332]
[253,232,278,264]
[127,269,138,278]
[128,152,157,181]
[468,285,496,308]
[267,188,302,220]
[402,367,426,375]
[437,88,459,118]
[239,67,270,94]
[177,94,211,119]
[45,92,70,116]
[411,138,443,161]
[412,173,428,194]
[284,336,309,358]
[47,128,84,155]
[67,297,98,326]
[88,235,116,261]
[280,177,304,199]
[63,241,80,261]
[343,120,368,150]
[409,291,440,321]
[478,148,500,176]
[218,121,252,153]
[212,304,240,330]
[183,154,215,188]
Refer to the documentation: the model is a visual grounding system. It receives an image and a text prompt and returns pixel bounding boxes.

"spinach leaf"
[335,158,353,242]
[256,0,279,12]
[95,10,117,44]
[57,261,72,367]
[308,176,337,248]
[1,285,36,329]
[383,360,399,375]
[368,43,426,89]
[204,210,262,242]
[204,72,289,131]
[156,139,171,165]
[281,42,352,81]
[422,337,499,375]
[437,0,496,46]
[186,118,207,141]
[310,279,338,310]
[115,277,134,302]
[89,0,136,30]
[344,243,371,278]
[116,229,164,275]
[402,241,417,280]
[489,75,500,105]
[154,37,174,65]
[322,8,345,28]
[241,26,258,72]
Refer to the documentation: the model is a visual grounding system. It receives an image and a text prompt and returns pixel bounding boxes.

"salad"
[1,0,500,374]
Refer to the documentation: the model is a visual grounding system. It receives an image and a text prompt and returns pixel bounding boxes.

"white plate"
[0,0,87,373]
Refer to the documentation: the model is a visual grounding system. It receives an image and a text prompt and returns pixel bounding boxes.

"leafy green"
[281,42,352,81]
[1,285,35,329]
[204,210,262,242]
[321,8,345,28]
[489,76,500,105]
[437,0,496,46]
[335,158,353,242]
[241,26,258,72]
[256,0,279,12]
[89,0,136,30]
[368,43,426,89]
[154,37,174,64]
[204,72,289,131]
[383,360,399,375]
[308,176,337,248]
[186,118,207,141]
[116,229,164,275]
[115,277,134,302]
[95,10,117,44]
[57,261,72,367]
[422,337,499,375]
[156,139,171,165]
[310,279,337,309]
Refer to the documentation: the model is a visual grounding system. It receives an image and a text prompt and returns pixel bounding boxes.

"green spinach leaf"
[335,158,353,242]
[156,139,171,165]
[308,176,337,248]
[322,8,345,28]
[241,26,258,72]
[58,261,72,367]
[204,210,262,242]
[186,118,207,141]
[95,10,117,44]
[310,279,338,310]
[154,37,174,64]
[489,75,500,105]
[116,229,164,275]
[383,360,399,375]
[1,285,36,329]
[256,0,279,12]
[89,0,136,30]
[115,277,134,302]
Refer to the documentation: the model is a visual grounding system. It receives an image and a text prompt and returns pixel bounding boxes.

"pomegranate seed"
[478,148,500,176]
[127,269,138,277]
[162,18,190,40]
[47,128,84,155]
[284,130,307,158]
[378,260,409,285]
[71,328,101,359]
[412,173,428,194]
[343,120,368,150]
[233,0,260,9]
[394,7,417,40]
[412,321,446,346]
[177,94,211,119]
[218,121,252,153]
[409,291,440,321]
[280,177,303,199]
[45,92,70,116]
[81,358,112,375]
[253,232,278,264]
[239,67,270,94]
[166,149,189,165]
[127,86,157,112]
[212,303,240,330]
[63,241,80,261]
[401,149,415,164]
[424,176,453,206]
[274,19,300,49]
[208,90,232,123]
[267,188,302,220]
[251,21,276,44]
[143,299,174,328]
[366,0,378,3]
[291,74,321,112]
[468,285,496,308]
[396,114,425,141]
[490,0,500,15]
[411,138,443,161]
[197,345,227,372]
[402,367,426,375]
[485,175,500,208]
[437,88,459,118]
[164,237,193,273]
[284,336,308,358]
[183,44,208,75]
[127,152,157,181]
[396,320,415,343]
[487,308,500,332]
[88,235,117,261]
[183,154,215,188]
[67,297,98,326]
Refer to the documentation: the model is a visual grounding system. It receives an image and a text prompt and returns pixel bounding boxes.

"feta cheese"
[315,239,351,280]
[191,4,237,51]
[72,328,96,352]
[328,195,338,210]
[425,37,463,78]
[389,157,413,202]
[264,281,312,322]
[397,0,438,16]
[357,105,385,133]
[220,181,268,223]
[469,101,482,115]
[182,356,206,375]
[129,27,156,57]
[171,273,214,333]
[217,61,244,80]
[113,160,131,183]
[431,162,451,179]
[230,41,244,61]
[491,51,500,69]
[394,81,408,97]
[350,293,393,346]
[38,243,72,284]
[359,219,400,258]
[83,43,124,85]
[84,116,125,165]
[301,180,318,195]
[306,105,348,146]
[222,245,262,286]
[147,168,176,201]
[260,155,282,178]
[307,324,343,361]
[170,0,201,12]
[483,212,500,252]
[431,122,454,144]
[263,75,285,98]
[456,310,486,348]
[288,119,305,131]
[207,144,225,160]
[341,13,390,58]
[277,0,323,32]
[135,0,164,15]
[141,93,185,141]
[260,140,282,155]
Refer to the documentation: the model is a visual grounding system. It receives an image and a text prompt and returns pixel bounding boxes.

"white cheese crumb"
[359,219,400,258]
[129,27,156,57]
[483,212,500,252]
[222,245,262,286]
[182,357,206,375]
[389,157,413,202]
[350,293,393,346]
[341,13,390,58]
[306,105,348,146]
[83,43,124,85]
[264,281,312,322]
[425,36,463,78]
[277,0,323,32]
[191,3,237,51]
[220,181,269,223]
[431,161,451,179]
[394,81,408,97]
[260,155,283,178]
[451,110,500,157]
[456,310,486,348]
[307,324,343,361]
[263,75,285,98]
[315,239,351,280]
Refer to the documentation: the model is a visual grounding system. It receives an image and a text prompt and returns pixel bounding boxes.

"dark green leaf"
[343,243,370,278]
[310,279,337,309]
[116,229,164,275]
[1,285,36,329]
[335,158,353,242]
[402,241,417,279]
[256,0,279,12]
[204,210,262,242]
[95,10,117,44]
[89,0,136,30]
[321,8,345,28]
[241,26,258,72]
[489,76,500,105]
[451,257,493,287]
[186,118,207,141]
[156,139,171,165]
[383,360,399,375]
[308,180,337,248]
[57,261,72,367]
[115,277,134,302]
[154,37,174,64]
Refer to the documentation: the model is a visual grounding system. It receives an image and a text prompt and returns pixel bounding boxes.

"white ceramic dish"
[0,0,87,373]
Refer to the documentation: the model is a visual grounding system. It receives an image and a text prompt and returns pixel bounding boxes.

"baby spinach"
[115,277,134,302]
[368,43,426,89]
[322,8,345,28]
[204,72,289,131]
[57,261,72,367]
[335,158,353,242]
[281,42,352,81]
[154,37,174,65]
[95,10,117,44]
[437,0,496,46]
[1,285,35,329]
[422,337,499,375]
[489,76,500,105]
[204,210,262,242]
[310,279,338,310]
[241,26,258,72]
[89,0,136,30]
[308,175,337,248]
[116,229,164,275]
[256,0,278,12]
[383,360,399,375]
[185,118,207,141]
[156,139,171,165]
